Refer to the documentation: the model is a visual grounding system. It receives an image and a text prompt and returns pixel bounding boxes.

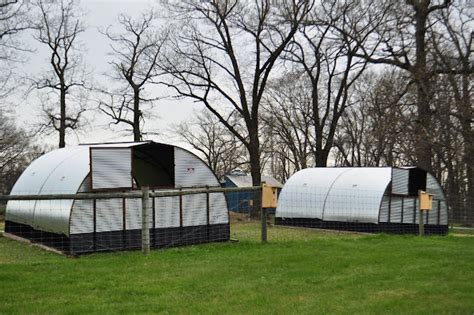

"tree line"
[0,1,472,214]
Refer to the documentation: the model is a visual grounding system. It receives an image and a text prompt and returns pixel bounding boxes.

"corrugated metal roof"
[276,167,392,223]
[6,146,91,235]
[175,147,222,188]
[226,175,283,188]
[276,167,449,226]
[322,168,392,223]
[6,141,225,236]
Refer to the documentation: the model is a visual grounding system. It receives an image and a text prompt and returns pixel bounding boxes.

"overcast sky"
[14,0,198,149]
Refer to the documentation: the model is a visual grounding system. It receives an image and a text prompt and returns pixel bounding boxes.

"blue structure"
[224,173,282,214]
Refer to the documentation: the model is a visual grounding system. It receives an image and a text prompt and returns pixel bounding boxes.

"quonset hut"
[275,167,448,235]
[5,141,229,254]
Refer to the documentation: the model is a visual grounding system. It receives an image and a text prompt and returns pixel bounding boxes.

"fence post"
[93,199,97,251]
[419,209,424,236]
[141,186,150,255]
[261,184,267,243]
[261,206,267,243]
[206,185,210,241]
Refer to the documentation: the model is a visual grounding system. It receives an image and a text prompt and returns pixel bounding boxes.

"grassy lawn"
[0,222,473,314]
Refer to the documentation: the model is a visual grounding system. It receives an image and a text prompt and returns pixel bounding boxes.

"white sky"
[13,0,199,149]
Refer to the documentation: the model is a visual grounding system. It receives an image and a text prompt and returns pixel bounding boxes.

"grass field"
[0,222,473,314]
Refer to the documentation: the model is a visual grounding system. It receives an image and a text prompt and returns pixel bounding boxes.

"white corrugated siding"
[90,148,132,190]
[174,147,228,225]
[276,168,350,219]
[9,142,229,237]
[380,195,407,223]
[182,194,207,226]
[153,191,228,227]
[439,201,448,225]
[70,176,93,234]
[154,195,180,228]
[210,193,228,224]
[403,197,418,223]
[392,168,409,195]
[126,198,142,230]
[426,173,448,225]
[414,199,421,224]
[174,148,219,188]
[323,168,392,223]
[69,199,94,234]
[277,167,448,226]
[390,197,404,223]
[379,195,390,222]
[96,199,123,232]
[276,167,391,224]
[6,146,90,235]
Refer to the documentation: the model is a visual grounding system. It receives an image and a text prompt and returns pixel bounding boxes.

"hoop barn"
[5,141,229,254]
[275,167,448,235]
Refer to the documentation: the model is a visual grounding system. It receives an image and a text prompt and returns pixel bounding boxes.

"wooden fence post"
[261,184,267,243]
[419,209,424,236]
[261,206,267,243]
[141,186,150,255]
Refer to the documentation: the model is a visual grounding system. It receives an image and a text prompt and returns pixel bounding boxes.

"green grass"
[0,223,473,314]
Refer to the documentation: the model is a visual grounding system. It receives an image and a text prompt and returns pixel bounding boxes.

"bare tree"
[0,0,30,59]
[282,0,390,166]
[162,0,313,186]
[0,0,27,37]
[0,109,28,178]
[430,3,473,222]
[334,69,417,167]
[261,73,314,175]
[346,0,455,172]
[173,109,248,180]
[33,0,87,148]
[429,77,465,196]
[0,0,31,97]
[0,109,47,194]
[99,10,167,141]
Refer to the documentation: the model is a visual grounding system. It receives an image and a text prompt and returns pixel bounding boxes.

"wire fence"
[0,187,472,256]
[447,195,474,228]
[0,186,261,255]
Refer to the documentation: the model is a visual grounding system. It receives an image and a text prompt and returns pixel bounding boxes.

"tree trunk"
[413,1,432,172]
[133,88,141,142]
[315,149,329,167]
[247,120,261,219]
[460,74,473,224]
[59,86,66,148]
[248,126,261,187]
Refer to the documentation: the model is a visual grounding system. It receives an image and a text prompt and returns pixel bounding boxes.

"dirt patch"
[451,233,474,237]
[229,211,250,224]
